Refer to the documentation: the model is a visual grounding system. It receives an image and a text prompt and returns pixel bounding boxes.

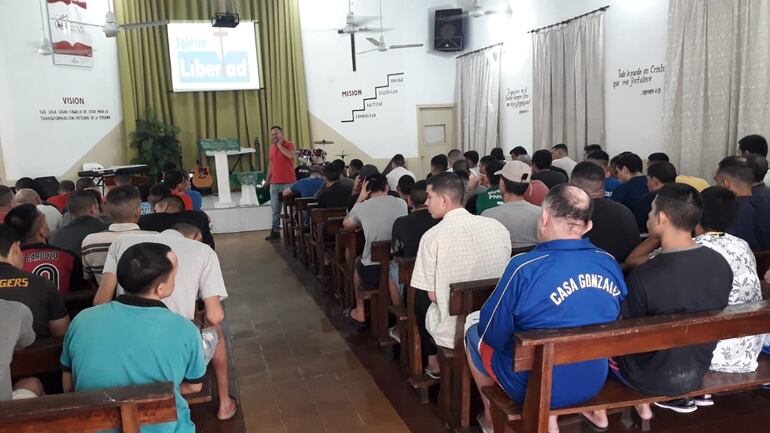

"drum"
[311,148,327,165]
[296,148,312,165]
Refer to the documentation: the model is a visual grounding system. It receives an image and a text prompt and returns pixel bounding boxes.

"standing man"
[265,126,296,241]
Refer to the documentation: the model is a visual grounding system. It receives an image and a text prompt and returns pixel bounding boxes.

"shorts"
[12,388,38,400]
[465,322,488,377]
[389,261,404,298]
[356,259,381,288]
[608,357,635,389]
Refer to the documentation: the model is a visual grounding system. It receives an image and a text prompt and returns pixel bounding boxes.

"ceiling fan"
[51,1,168,38]
[357,0,423,55]
[336,1,386,72]
[464,0,500,18]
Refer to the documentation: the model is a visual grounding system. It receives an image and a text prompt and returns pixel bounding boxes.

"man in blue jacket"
[465,184,627,433]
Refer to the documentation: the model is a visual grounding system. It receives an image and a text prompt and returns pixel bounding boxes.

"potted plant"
[129,109,181,182]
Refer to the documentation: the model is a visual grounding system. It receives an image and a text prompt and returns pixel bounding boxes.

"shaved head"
[14,188,40,205]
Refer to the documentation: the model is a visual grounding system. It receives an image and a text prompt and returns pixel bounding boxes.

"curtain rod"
[456,41,503,59]
[528,5,609,33]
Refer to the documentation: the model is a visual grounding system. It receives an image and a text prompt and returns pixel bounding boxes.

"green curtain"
[113,0,310,172]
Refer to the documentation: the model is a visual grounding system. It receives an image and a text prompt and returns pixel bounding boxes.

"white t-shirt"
[551,156,577,177]
[103,230,228,320]
[386,166,416,192]
[38,204,62,231]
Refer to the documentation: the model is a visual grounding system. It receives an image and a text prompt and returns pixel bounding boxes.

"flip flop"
[343,308,367,328]
[578,412,608,433]
[217,396,239,421]
[477,412,493,433]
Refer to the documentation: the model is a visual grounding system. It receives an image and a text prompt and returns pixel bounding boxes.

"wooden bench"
[482,300,770,433]
[281,194,296,252]
[0,382,177,433]
[63,288,98,318]
[292,198,316,266]
[310,207,348,288]
[336,227,364,309]
[754,250,770,298]
[10,338,213,406]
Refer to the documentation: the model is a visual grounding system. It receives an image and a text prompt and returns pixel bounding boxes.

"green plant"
[129,109,181,182]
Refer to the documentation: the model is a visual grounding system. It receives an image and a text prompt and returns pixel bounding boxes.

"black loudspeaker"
[434,9,464,52]
[34,176,60,200]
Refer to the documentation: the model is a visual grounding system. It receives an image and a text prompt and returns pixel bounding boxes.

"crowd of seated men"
[0,165,236,432]
[274,135,770,433]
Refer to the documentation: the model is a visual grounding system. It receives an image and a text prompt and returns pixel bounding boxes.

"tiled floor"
[211,231,770,433]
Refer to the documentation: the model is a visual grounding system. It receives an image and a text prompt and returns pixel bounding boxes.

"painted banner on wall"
[47,0,93,67]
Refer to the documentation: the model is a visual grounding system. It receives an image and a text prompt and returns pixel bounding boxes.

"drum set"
[297,139,335,166]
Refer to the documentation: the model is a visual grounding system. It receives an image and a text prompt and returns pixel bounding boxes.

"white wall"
[299,0,670,162]
[0,0,124,181]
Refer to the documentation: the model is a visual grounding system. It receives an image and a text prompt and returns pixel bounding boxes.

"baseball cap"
[494,160,532,183]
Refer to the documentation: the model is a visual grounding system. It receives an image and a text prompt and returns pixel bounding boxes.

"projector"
[211,13,239,28]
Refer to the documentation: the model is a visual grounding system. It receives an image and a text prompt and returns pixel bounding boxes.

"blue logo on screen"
[178,51,251,83]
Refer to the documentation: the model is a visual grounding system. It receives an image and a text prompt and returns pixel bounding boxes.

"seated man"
[481,161,541,248]
[347,158,363,180]
[181,173,202,211]
[94,227,235,420]
[466,184,626,433]
[648,151,710,192]
[164,170,194,211]
[5,204,81,294]
[283,166,324,200]
[551,143,577,177]
[571,162,640,262]
[0,224,68,339]
[413,172,511,377]
[0,299,42,401]
[386,154,416,191]
[82,185,157,285]
[531,150,568,189]
[611,152,649,209]
[429,154,449,177]
[582,144,602,161]
[632,161,677,233]
[465,150,481,177]
[396,175,415,203]
[738,134,770,185]
[592,184,733,421]
[139,194,215,248]
[586,150,620,198]
[715,156,770,249]
[0,186,15,221]
[315,163,354,209]
[465,160,505,215]
[746,153,770,202]
[62,243,206,433]
[46,180,74,213]
[14,188,61,232]
[49,191,108,259]
[343,173,408,325]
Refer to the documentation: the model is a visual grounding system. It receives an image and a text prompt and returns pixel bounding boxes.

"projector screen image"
[167,22,261,92]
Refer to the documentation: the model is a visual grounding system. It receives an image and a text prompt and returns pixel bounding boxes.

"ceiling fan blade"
[52,18,103,28]
[366,37,380,46]
[358,27,393,33]
[388,43,424,49]
[120,20,169,30]
[356,48,378,55]
[353,15,380,26]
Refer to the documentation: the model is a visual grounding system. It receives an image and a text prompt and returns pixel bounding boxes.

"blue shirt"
[61,296,206,433]
[290,177,324,198]
[611,175,648,209]
[475,238,627,408]
[184,189,203,211]
[728,195,770,250]
[604,177,621,198]
[631,191,657,233]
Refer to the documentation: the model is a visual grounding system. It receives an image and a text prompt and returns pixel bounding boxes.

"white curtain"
[455,44,502,154]
[532,13,605,155]
[663,0,770,179]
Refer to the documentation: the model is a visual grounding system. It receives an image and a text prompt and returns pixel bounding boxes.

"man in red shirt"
[164,170,193,211]
[265,125,296,240]
[46,180,74,213]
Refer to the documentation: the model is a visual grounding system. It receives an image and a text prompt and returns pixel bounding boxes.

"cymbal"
[313,139,334,145]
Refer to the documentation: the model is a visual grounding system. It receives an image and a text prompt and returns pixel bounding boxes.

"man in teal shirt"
[61,243,206,433]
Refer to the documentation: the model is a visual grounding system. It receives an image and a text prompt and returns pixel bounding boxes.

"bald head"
[14,188,41,205]
[538,184,593,241]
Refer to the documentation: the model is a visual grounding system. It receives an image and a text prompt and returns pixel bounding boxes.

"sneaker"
[388,326,400,344]
[654,399,698,413]
[693,394,714,407]
[264,230,281,241]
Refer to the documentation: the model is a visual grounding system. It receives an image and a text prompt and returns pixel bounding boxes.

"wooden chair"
[281,194,296,250]
[482,300,770,433]
[0,382,177,433]
[310,207,347,285]
[293,198,316,266]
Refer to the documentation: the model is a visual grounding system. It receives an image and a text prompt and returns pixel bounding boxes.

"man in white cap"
[481,161,541,248]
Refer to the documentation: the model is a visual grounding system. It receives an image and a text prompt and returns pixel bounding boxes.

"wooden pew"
[0,382,177,433]
[386,257,413,376]
[364,241,390,340]
[310,207,348,287]
[63,289,98,318]
[337,228,364,309]
[293,198,316,266]
[323,217,345,299]
[482,300,770,433]
[754,250,770,298]
[281,194,296,251]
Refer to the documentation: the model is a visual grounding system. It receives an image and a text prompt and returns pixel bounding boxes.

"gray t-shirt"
[482,200,541,248]
[348,195,408,265]
[0,300,35,401]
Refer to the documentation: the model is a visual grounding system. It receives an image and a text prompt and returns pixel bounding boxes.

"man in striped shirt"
[81,186,156,285]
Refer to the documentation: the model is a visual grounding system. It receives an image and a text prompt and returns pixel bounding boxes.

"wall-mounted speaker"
[434,9,464,52]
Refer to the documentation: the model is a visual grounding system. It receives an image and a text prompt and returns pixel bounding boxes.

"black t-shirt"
[631,191,657,234]
[392,209,440,258]
[0,262,68,338]
[618,246,732,395]
[138,211,215,249]
[584,198,640,262]
[532,170,568,189]
[317,181,353,209]
[465,194,478,215]
[727,195,770,250]
[551,165,569,179]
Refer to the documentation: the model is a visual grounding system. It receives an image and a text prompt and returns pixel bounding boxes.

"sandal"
[217,396,239,421]
[343,308,367,328]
